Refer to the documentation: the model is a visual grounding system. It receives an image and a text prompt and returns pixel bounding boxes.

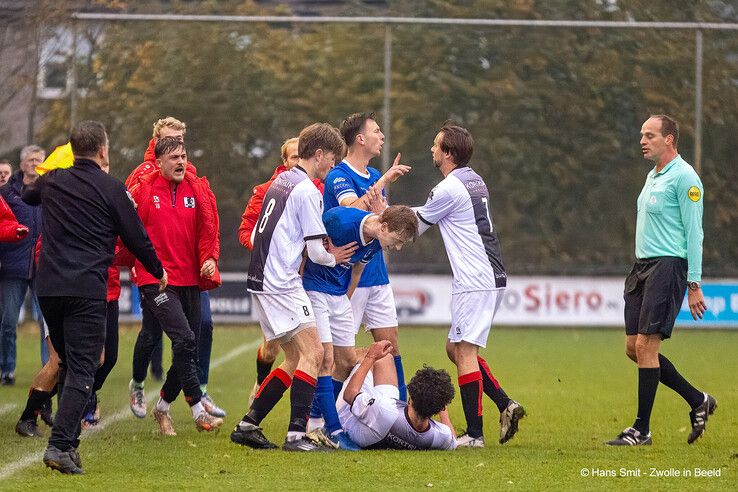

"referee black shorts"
[623,257,688,340]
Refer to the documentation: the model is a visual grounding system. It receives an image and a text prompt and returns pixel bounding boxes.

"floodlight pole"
[694,30,703,175]
[70,19,79,128]
[382,24,392,176]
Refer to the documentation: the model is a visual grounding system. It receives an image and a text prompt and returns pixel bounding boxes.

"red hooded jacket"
[0,195,27,242]
[127,167,221,291]
[238,165,324,250]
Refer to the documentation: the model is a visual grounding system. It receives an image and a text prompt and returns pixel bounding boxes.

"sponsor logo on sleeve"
[688,186,701,202]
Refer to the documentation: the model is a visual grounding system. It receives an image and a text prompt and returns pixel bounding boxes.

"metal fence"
[39,13,738,276]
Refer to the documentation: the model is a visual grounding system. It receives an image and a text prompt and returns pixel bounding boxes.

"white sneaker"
[201,393,226,418]
[456,433,485,448]
[129,380,147,419]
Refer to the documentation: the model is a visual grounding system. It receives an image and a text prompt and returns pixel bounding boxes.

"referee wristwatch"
[688,281,701,290]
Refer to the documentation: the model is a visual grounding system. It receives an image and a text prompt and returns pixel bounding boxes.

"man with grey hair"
[0,145,46,385]
[0,160,12,187]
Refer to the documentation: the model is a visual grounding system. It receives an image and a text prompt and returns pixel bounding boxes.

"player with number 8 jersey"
[233,123,357,452]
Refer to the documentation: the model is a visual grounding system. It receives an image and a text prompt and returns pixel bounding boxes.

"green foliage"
[33,0,738,274]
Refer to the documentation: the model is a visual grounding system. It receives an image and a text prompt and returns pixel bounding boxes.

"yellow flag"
[36,142,74,176]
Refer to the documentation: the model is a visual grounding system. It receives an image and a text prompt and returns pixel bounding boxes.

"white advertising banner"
[119,272,738,327]
[390,275,625,326]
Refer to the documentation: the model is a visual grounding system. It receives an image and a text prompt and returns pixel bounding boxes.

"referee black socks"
[658,354,704,409]
[634,367,660,434]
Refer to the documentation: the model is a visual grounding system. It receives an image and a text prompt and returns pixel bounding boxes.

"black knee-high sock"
[477,356,511,412]
[20,388,52,421]
[256,347,275,386]
[459,371,484,438]
[634,367,660,434]
[288,370,316,434]
[244,368,291,425]
[658,354,703,409]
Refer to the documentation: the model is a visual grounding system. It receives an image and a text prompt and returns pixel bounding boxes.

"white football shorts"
[448,289,505,348]
[351,284,398,332]
[252,289,315,342]
[306,290,356,347]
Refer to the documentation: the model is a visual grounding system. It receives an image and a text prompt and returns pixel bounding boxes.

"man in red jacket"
[238,137,324,406]
[127,136,223,435]
[0,195,28,243]
[128,117,226,421]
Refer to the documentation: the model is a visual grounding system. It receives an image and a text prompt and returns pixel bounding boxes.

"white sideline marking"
[0,404,17,416]
[0,337,262,479]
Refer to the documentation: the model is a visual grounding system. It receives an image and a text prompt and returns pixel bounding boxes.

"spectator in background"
[0,145,46,386]
[0,160,12,187]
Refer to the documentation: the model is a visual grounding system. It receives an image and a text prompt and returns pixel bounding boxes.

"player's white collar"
[359,213,374,246]
[342,159,371,179]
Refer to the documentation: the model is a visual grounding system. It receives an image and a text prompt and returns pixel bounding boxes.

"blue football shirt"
[323,160,388,287]
[303,207,382,296]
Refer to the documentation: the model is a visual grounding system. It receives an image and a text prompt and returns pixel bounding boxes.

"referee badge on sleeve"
[688,186,701,202]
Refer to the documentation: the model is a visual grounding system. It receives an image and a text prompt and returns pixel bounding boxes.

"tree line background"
[9,0,738,275]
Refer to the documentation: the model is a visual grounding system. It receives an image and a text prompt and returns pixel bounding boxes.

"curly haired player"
[336,340,457,450]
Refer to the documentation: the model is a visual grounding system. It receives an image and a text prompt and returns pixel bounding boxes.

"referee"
[23,121,166,474]
[607,115,716,446]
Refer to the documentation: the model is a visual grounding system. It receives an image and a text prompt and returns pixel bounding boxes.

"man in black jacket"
[23,120,167,475]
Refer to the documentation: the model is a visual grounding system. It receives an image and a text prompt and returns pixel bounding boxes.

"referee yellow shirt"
[635,155,704,282]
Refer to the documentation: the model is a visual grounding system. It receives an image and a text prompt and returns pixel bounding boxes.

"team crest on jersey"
[688,186,701,202]
[184,197,196,208]
[152,195,160,209]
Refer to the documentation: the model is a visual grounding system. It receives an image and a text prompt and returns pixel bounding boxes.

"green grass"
[1,325,736,491]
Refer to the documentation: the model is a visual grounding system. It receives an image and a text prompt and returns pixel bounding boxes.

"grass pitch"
[0,325,735,491]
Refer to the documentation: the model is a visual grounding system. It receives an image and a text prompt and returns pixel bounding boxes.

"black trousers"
[92,300,119,393]
[39,296,107,451]
[133,291,212,384]
[139,285,202,405]
[131,299,164,383]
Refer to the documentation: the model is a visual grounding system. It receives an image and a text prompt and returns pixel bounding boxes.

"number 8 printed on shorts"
[257,198,276,234]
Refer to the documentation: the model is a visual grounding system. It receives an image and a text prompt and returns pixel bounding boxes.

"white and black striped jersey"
[247,167,327,294]
[415,166,507,292]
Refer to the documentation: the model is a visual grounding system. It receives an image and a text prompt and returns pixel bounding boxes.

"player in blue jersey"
[302,204,418,449]
[322,112,412,404]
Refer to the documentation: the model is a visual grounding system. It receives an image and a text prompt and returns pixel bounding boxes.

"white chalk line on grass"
[0,337,262,480]
[0,404,17,417]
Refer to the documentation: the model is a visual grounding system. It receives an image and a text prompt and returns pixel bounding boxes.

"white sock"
[156,398,170,412]
[286,431,305,442]
[191,401,205,418]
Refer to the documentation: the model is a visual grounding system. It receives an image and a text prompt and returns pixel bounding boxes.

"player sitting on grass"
[302,205,418,450]
[336,340,457,450]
